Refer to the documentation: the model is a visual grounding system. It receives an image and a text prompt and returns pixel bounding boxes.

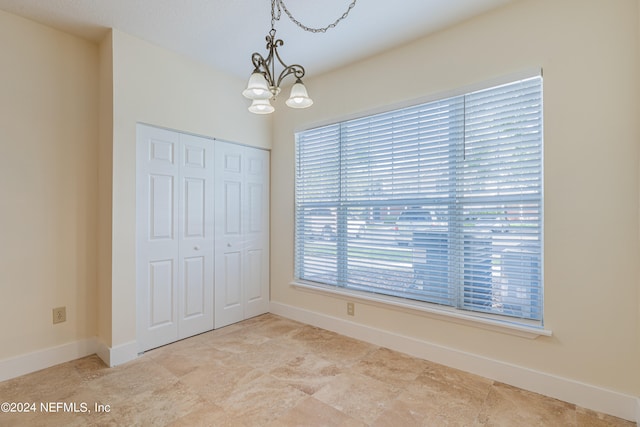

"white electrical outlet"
[347,302,355,316]
[52,307,66,324]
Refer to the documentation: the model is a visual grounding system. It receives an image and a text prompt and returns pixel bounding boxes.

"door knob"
[194,245,200,251]
[227,243,232,247]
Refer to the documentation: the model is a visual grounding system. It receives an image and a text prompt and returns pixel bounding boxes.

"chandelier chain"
[271,0,357,33]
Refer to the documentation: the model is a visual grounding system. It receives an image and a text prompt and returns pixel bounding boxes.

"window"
[295,76,543,325]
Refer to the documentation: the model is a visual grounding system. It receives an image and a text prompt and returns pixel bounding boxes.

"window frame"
[293,71,548,336]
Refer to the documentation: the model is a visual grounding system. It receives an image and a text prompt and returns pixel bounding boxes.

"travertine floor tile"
[230,337,300,372]
[85,357,179,402]
[267,396,367,427]
[240,313,306,339]
[289,328,377,367]
[416,361,494,403]
[219,373,308,427]
[370,360,493,426]
[353,346,431,387]
[0,362,82,402]
[370,399,427,427]
[166,402,243,427]
[150,345,232,378]
[313,372,401,424]
[178,358,264,405]
[70,354,110,381]
[477,382,576,426]
[269,352,343,395]
[204,329,271,355]
[96,380,205,426]
[576,407,637,427]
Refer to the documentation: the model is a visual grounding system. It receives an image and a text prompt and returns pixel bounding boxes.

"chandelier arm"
[276,64,305,89]
[250,52,266,72]
[267,34,284,86]
[251,52,275,87]
[261,30,305,89]
[277,0,357,33]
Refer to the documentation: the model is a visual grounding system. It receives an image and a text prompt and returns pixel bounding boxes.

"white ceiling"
[0,0,517,79]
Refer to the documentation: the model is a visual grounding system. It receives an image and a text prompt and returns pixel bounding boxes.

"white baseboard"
[0,338,97,383]
[270,301,639,423]
[0,338,140,383]
[95,339,138,367]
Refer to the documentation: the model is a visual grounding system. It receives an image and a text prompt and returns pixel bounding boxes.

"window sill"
[291,280,552,340]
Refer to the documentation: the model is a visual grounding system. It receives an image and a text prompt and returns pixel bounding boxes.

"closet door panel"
[247,183,263,233]
[214,142,246,328]
[137,125,180,352]
[137,126,215,352]
[214,141,269,326]
[246,249,264,302]
[183,178,205,238]
[149,174,175,240]
[177,133,214,339]
[224,181,242,235]
[223,251,242,307]
[148,259,175,327]
[183,255,205,318]
[243,147,270,318]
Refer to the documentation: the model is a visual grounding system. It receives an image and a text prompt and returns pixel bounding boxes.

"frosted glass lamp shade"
[248,99,275,114]
[242,72,272,100]
[285,80,313,109]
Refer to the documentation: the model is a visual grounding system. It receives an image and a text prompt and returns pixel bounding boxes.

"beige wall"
[107,30,271,348]
[637,0,640,391]
[638,0,640,396]
[0,10,99,359]
[98,33,114,347]
[272,0,640,396]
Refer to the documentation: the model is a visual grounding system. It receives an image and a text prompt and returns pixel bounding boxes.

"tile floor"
[0,314,635,426]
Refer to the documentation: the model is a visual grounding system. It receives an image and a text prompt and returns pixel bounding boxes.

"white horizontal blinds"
[339,99,464,305]
[461,76,543,319]
[295,124,340,284]
[295,74,543,324]
[340,99,463,201]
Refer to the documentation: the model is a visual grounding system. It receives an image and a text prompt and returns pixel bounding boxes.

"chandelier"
[243,0,358,114]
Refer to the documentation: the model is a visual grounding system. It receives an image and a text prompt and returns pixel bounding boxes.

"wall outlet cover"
[52,307,66,324]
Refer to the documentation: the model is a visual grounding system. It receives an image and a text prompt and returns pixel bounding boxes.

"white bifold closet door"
[214,141,270,328]
[136,124,215,352]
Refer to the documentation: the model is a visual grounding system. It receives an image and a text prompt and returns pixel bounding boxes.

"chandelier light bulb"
[248,99,275,114]
[242,72,272,100]
[286,79,313,109]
